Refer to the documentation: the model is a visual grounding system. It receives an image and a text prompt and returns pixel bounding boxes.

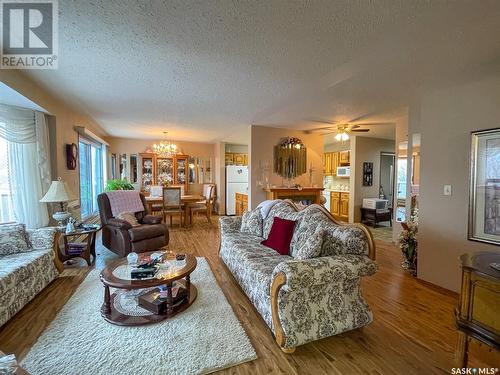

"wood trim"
[281,200,376,261]
[52,231,64,273]
[270,271,287,349]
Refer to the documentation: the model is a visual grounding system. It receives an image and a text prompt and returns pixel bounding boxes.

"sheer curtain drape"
[0,103,51,228]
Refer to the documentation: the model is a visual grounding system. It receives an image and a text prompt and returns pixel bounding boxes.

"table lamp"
[40,178,77,227]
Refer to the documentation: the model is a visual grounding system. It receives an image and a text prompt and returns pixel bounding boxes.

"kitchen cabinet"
[324,151,348,175]
[339,150,350,165]
[225,153,248,166]
[235,193,248,216]
[330,192,340,216]
[340,192,349,219]
[330,191,349,221]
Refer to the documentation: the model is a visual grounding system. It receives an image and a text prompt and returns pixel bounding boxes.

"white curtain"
[0,104,51,228]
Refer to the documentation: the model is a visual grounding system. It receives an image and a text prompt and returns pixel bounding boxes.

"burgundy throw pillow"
[261,217,296,255]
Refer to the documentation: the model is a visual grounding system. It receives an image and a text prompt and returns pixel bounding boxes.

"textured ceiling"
[21,0,500,143]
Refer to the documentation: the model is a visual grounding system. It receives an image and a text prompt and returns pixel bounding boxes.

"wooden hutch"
[139,152,189,193]
[264,187,324,205]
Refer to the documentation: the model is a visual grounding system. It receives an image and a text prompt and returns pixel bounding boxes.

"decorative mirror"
[273,137,307,183]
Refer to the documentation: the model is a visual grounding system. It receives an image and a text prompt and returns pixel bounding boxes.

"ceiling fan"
[305,118,390,141]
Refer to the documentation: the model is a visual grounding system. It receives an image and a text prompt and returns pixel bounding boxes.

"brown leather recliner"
[97,192,169,257]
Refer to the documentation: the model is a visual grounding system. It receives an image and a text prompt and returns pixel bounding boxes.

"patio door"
[79,138,104,218]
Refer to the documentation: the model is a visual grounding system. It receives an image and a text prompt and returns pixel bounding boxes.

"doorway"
[379,152,395,206]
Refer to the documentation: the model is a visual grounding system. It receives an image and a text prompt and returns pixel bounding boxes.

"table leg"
[102,285,111,315]
[184,206,190,227]
[166,282,174,315]
[186,275,191,298]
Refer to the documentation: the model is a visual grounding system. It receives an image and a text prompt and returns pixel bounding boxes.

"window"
[0,136,15,223]
[79,138,104,218]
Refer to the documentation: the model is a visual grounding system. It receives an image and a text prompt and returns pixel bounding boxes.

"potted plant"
[105,179,134,191]
[399,196,418,276]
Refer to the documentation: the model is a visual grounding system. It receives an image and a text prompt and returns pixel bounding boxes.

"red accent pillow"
[261,217,297,255]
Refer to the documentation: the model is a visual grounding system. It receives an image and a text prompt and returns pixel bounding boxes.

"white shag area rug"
[22,257,257,375]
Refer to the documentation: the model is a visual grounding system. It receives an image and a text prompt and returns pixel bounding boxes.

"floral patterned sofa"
[0,224,62,327]
[219,200,377,353]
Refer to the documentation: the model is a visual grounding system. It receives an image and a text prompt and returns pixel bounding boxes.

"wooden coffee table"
[99,251,197,326]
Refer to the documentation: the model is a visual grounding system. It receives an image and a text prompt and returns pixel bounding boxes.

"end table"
[58,226,100,266]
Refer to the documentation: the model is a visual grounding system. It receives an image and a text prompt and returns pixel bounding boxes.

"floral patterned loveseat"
[219,200,377,353]
[0,224,62,327]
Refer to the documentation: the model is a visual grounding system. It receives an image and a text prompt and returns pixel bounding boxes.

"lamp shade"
[40,179,77,203]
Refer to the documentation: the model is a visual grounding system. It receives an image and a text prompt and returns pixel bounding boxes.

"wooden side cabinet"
[455,252,500,367]
[235,193,248,216]
[330,192,349,221]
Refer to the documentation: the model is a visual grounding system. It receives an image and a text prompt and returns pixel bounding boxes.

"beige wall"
[107,137,216,196]
[418,75,500,292]
[352,136,395,222]
[0,71,107,218]
[249,125,323,209]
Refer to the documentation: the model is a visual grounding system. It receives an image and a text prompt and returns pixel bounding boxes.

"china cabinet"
[139,153,189,192]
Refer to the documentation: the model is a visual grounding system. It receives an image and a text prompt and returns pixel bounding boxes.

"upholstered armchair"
[97,192,169,257]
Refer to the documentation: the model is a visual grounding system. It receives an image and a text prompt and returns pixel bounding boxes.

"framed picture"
[363,162,373,186]
[468,128,500,245]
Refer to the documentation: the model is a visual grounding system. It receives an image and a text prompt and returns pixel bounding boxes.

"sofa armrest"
[26,227,58,249]
[142,215,162,225]
[219,216,242,235]
[272,254,377,290]
[107,218,133,230]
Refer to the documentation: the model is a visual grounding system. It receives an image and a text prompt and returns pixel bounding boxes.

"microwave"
[337,166,350,177]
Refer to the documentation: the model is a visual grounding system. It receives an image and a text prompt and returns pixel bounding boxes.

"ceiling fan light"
[341,132,350,141]
[335,133,342,141]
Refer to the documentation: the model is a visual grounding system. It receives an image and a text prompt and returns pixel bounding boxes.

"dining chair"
[171,184,185,196]
[188,184,215,224]
[162,186,183,227]
[149,185,164,216]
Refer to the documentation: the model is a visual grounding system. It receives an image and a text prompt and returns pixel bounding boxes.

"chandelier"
[153,131,178,157]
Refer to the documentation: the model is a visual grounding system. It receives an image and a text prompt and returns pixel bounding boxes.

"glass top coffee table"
[99,251,197,326]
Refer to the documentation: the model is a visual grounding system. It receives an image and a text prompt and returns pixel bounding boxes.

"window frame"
[78,135,104,219]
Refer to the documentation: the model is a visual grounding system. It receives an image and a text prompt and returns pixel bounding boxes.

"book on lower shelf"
[66,242,86,255]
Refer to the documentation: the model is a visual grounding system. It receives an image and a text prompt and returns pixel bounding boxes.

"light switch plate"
[444,185,452,196]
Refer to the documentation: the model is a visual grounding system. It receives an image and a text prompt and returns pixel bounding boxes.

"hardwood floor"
[0,215,492,374]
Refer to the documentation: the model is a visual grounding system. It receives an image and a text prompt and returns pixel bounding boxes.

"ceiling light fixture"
[335,132,349,142]
[153,131,178,157]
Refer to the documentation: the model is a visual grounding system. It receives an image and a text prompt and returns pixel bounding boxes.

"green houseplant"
[105,179,134,191]
[399,195,418,276]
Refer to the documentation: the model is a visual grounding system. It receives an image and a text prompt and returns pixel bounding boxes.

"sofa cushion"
[263,201,370,257]
[0,248,57,288]
[0,224,30,256]
[128,224,165,242]
[240,208,263,237]
[293,227,324,259]
[262,217,296,255]
[0,248,59,327]
[221,233,290,296]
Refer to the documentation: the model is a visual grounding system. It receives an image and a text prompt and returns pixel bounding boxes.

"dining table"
[145,194,205,226]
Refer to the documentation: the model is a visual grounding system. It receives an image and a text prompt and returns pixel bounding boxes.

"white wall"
[417,75,500,292]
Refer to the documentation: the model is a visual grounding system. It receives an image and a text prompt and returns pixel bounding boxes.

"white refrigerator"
[226,166,248,215]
